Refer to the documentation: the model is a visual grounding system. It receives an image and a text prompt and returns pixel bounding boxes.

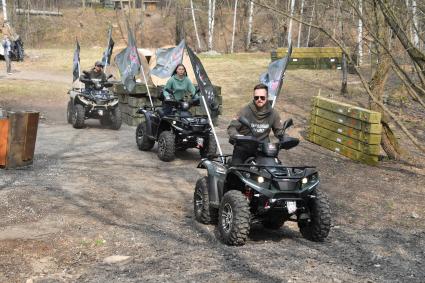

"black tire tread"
[72,104,85,129]
[157,131,175,161]
[219,190,250,246]
[299,189,331,242]
[200,135,217,158]
[193,177,218,224]
[136,122,155,151]
[110,107,122,130]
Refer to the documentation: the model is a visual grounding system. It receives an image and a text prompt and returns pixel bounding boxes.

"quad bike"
[67,72,121,130]
[193,117,331,246]
[135,90,217,162]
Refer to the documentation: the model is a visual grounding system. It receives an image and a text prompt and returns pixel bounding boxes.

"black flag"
[186,46,219,119]
[72,39,80,82]
[114,25,141,92]
[150,40,185,78]
[260,42,292,103]
[101,26,115,67]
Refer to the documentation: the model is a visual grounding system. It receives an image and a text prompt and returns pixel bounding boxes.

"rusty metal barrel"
[0,110,40,169]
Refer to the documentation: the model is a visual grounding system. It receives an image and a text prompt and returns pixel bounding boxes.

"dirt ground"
[0,50,424,283]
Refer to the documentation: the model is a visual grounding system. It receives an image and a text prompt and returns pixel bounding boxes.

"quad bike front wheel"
[157,131,175,161]
[194,177,218,224]
[100,114,111,127]
[200,135,217,158]
[110,107,122,130]
[218,190,251,246]
[136,121,155,151]
[66,100,73,124]
[72,104,85,129]
[298,189,331,242]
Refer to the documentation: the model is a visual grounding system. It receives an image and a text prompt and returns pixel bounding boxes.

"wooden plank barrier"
[0,111,39,169]
[307,96,382,165]
[113,82,223,127]
[271,47,344,70]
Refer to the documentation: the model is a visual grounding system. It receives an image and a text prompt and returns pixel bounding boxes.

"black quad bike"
[135,91,217,161]
[194,117,331,246]
[67,72,121,130]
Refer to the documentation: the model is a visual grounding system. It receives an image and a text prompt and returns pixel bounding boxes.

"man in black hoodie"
[227,83,284,165]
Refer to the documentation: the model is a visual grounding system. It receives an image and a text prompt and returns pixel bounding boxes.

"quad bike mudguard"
[137,109,160,139]
[197,159,225,208]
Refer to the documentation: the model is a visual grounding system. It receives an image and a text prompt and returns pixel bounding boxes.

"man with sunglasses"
[227,83,284,165]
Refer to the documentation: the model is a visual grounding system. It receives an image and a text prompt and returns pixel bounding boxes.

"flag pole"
[201,96,224,162]
[139,60,154,108]
[104,25,112,74]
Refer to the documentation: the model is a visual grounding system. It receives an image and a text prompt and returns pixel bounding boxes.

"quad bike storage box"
[113,82,223,127]
[307,96,382,165]
[0,111,39,169]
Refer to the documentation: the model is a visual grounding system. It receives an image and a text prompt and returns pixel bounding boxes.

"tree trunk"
[287,0,296,44]
[175,0,185,45]
[357,0,363,65]
[297,0,305,47]
[306,0,315,47]
[190,0,202,50]
[231,0,238,53]
[369,0,401,159]
[246,0,254,50]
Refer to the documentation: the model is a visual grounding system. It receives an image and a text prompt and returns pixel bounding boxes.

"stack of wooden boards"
[308,96,382,165]
[0,110,39,169]
[113,82,223,126]
[271,47,343,70]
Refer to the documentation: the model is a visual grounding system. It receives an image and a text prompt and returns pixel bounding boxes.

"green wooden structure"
[271,47,343,70]
[308,96,382,165]
[113,83,223,127]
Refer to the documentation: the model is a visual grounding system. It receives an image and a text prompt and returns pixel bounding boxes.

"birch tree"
[190,0,202,50]
[357,0,363,65]
[208,0,216,51]
[246,0,254,50]
[231,0,238,53]
[297,0,305,47]
[287,0,296,45]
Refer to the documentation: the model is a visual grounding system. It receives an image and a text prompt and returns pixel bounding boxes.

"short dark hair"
[253,83,268,94]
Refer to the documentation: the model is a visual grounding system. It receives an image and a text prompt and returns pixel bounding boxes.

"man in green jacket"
[227,83,284,165]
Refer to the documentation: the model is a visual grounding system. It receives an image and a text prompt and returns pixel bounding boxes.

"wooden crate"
[308,96,381,165]
[0,111,39,169]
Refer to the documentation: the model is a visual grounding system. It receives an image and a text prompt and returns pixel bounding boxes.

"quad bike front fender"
[197,159,225,208]
[138,109,156,139]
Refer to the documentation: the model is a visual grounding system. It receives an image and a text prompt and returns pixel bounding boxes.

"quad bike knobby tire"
[110,107,122,130]
[100,114,111,127]
[194,177,218,224]
[72,104,85,129]
[200,135,218,158]
[66,100,73,124]
[218,190,251,246]
[262,214,285,230]
[298,189,331,242]
[136,121,155,151]
[157,131,175,161]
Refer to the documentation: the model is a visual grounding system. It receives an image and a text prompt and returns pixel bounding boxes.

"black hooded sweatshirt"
[227,101,284,142]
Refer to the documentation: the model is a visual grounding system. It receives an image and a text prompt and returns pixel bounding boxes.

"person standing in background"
[1,34,12,75]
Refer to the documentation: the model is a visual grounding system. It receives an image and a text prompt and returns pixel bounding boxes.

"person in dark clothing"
[227,83,284,165]
[80,61,107,89]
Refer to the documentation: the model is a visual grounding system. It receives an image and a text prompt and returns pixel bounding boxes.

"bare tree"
[190,0,202,50]
[246,0,254,50]
[297,0,305,47]
[231,0,238,53]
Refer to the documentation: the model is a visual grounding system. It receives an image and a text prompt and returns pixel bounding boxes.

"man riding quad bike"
[135,89,217,162]
[67,61,121,130]
[193,83,331,245]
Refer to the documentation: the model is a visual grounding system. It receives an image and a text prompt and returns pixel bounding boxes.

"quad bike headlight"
[302,177,308,184]
[257,176,265,183]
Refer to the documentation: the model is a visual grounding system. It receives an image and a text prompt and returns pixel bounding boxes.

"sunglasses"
[254,96,266,101]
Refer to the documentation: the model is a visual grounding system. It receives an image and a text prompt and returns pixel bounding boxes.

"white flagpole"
[139,56,154,108]
[201,95,223,162]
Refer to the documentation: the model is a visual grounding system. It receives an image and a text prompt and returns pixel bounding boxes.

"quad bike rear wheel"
[110,107,122,130]
[136,121,155,151]
[66,100,73,124]
[200,135,217,158]
[298,189,331,242]
[72,104,85,129]
[218,190,251,246]
[157,131,175,161]
[194,177,218,224]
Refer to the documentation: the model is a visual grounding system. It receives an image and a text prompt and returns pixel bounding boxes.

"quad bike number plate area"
[286,201,297,214]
